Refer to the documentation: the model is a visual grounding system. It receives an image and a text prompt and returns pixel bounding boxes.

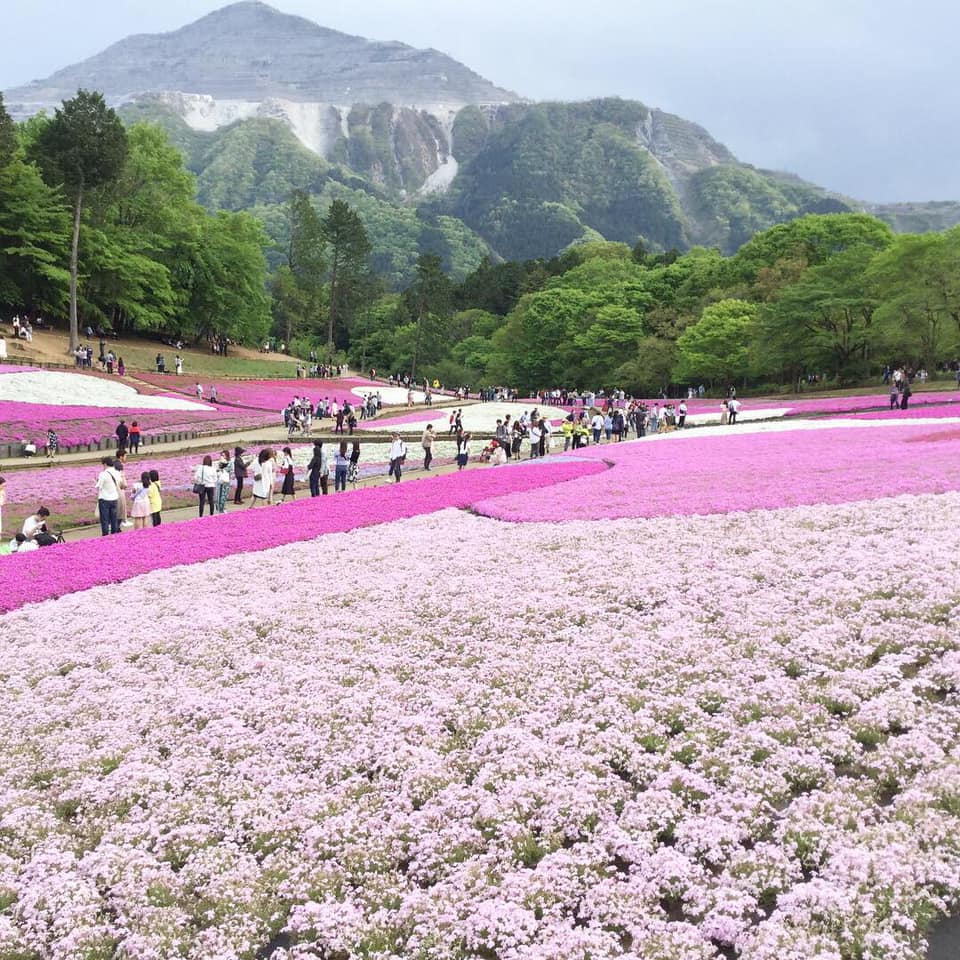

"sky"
[1,0,955,203]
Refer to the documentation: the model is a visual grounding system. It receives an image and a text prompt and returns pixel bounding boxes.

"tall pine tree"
[33,90,127,350]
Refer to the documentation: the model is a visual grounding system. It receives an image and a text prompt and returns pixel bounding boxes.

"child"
[130,471,152,530]
[147,469,162,526]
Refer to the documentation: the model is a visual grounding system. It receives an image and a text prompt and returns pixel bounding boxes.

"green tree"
[761,246,881,382]
[0,93,17,164]
[403,253,453,380]
[182,211,271,345]
[870,233,960,369]
[33,90,128,350]
[0,158,70,313]
[286,190,326,342]
[320,199,371,351]
[675,299,758,385]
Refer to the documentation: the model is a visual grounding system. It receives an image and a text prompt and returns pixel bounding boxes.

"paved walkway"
[60,456,489,541]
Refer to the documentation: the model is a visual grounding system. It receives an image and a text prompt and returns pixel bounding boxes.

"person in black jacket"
[232,446,251,504]
[306,441,328,497]
[115,420,129,456]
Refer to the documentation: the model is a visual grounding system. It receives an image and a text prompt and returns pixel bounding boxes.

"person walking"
[115,419,129,456]
[422,425,435,470]
[388,433,406,483]
[129,421,141,454]
[591,411,604,445]
[194,455,217,516]
[130,472,152,529]
[333,441,350,492]
[348,441,361,486]
[307,440,328,496]
[233,447,251,504]
[278,447,296,503]
[215,451,231,514]
[900,380,912,410]
[0,476,5,540]
[728,397,740,424]
[95,456,122,536]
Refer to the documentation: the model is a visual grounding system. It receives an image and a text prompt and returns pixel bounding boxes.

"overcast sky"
[1,0,954,203]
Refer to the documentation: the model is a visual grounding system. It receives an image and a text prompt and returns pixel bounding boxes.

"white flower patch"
[351,385,430,405]
[0,371,215,411]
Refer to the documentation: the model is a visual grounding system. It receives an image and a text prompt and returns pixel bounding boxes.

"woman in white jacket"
[249,448,275,507]
[194,455,218,517]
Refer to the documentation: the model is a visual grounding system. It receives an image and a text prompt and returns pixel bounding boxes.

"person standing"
[175,355,183,375]
[46,427,59,460]
[249,449,275,507]
[233,447,250,504]
[422,425,435,470]
[388,433,406,483]
[677,401,687,429]
[148,470,162,526]
[215,451,232,514]
[307,440,328,497]
[456,431,470,470]
[278,447,296,503]
[333,441,350,492]
[194,455,217,516]
[0,476,5,539]
[117,356,125,377]
[130,472,152,530]
[95,456,122,536]
[210,384,218,403]
[195,382,203,400]
[728,397,740,424]
[113,451,130,527]
[129,421,141,454]
[115,419,129,456]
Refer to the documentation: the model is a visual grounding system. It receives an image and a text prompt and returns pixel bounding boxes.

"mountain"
[5,2,517,115]
[7,2,960,264]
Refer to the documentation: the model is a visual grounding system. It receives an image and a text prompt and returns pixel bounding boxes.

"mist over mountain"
[6,1,959,267]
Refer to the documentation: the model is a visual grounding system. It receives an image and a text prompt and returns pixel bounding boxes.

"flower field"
[473,421,960,522]
[0,402,275,450]
[131,376,415,410]
[1,418,960,959]
[1,489,960,959]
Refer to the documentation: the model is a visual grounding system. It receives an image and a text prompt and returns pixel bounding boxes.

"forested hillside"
[5,90,960,396]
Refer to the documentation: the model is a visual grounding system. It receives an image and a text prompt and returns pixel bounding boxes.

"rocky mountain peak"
[3,2,519,117]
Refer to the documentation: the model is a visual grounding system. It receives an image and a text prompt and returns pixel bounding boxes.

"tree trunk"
[68,183,83,352]
[411,311,423,381]
[327,258,338,350]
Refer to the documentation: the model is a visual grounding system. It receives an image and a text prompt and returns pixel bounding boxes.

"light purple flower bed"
[0,493,958,957]
[474,423,960,522]
[134,374,383,411]
[0,364,42,374]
